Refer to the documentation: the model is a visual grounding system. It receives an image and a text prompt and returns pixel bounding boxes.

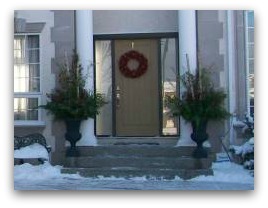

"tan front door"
[115,39,159,136]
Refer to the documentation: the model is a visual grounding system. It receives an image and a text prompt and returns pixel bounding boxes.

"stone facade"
[14,10,251,164]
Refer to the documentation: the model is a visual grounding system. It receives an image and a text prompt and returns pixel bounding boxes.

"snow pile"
[233,118,246,128]
[14,145,82,181]
[230,114,254,172]
[14,161,82,181]
[191,161,254,184]
[14,160,253,184]
[95,175,155,181]
[14,143,49,160]
[231,137,254,157]
[233,114,254,135]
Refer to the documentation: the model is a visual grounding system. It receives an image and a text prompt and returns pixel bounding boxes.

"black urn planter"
[190,121,209,158]
[65,119,82,157]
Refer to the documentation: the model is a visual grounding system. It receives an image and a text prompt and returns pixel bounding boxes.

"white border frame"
[14,33,44,126]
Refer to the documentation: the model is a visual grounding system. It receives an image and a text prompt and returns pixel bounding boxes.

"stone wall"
[197,10,227,152]
[50,10,76,164]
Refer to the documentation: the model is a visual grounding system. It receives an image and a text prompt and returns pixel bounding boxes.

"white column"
[75,10,97,146]
[177,10,197,146]
[227,10,236,145]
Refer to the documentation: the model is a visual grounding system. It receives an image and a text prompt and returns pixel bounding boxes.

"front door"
[115,39,160,136]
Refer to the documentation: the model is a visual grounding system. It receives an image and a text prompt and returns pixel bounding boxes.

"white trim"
[14,32,41,36]
[76,10,94,90]
[244,10,254,116]
[178,10,197,73]
[227,10,236,144]
[39,32,43,98]
[75,10,97,146]
[245,10,249,114]
[14,120,45,127]
[177,10,197,147]
[14,92,42,97]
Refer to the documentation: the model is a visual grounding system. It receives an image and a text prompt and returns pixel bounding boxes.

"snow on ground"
[14,159,254,184]
[14,161,82,181]
[14,161,253,183]
[191,161,254,184]
[13,145,253,189]
[14,160,254,190]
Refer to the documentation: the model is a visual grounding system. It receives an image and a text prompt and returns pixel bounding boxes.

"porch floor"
[97,137,178,146]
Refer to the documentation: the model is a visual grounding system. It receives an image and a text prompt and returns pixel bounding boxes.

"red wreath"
[119,50,148,78]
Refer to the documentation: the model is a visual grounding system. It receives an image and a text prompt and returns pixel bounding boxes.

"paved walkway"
[14,177,254,190]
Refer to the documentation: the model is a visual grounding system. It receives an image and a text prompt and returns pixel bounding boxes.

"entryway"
[114,39,159,136]
[95,34,179,137]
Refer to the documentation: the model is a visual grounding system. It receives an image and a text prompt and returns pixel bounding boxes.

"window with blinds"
[14,34,41,123]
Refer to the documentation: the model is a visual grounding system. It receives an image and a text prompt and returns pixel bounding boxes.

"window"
[245,11,254,117]
[14,34,42,125]
[95,40,113,135]
[161,38,178,136]
[14,97,39,121]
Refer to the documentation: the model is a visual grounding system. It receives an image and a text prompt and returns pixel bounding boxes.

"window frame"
[93,33,179,137]
[14,33,44,126]
[244,11,254,117]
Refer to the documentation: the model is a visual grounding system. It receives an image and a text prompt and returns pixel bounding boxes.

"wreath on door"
[119,50,148,78]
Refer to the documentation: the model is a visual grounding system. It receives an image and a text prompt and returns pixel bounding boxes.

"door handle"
[116,86,120,109]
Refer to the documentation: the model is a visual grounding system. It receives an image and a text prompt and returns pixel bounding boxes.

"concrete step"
[61,167,213,180]
[62,146,215,180]
[64,155,213,170]
[73,146,212,158]
[97,137,178,146]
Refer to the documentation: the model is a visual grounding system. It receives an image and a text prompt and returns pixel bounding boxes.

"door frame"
[93,32,179,137]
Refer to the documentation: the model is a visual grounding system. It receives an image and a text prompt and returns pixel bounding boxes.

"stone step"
[62,146,215,180]
[73,146,212,158]
[97,137,178,146]
[64,155,214,170]
[61,167,213,180]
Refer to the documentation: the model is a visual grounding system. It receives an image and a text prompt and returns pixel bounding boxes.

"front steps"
[61,146,215,180]
[97,137,178,146]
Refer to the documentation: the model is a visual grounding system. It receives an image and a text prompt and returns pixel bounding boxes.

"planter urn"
[190,120,209,158]
[65,119,82,157]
